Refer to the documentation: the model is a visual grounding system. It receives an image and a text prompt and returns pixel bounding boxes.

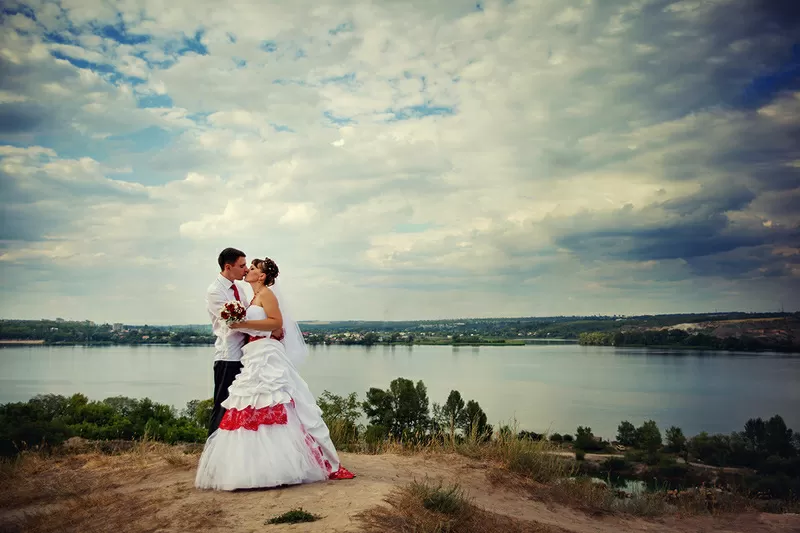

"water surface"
[1,344,797,438]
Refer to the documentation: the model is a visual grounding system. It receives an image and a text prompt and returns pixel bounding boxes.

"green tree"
[392,378,430,435]
[363,388,395,429]
[575,426,598,451]
[764,415,795,458]
[617,421,637,446]
[743,417,767,453]
[441,390,466,433]
[318,391,360,425]
[636,420,662,453]
[462,400,491,440]
[362,378,430,438]
[103,396,140,417]
[665,426,687,454]
[184,398,214,429]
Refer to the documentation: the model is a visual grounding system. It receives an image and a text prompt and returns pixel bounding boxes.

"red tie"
[230,283,240,301]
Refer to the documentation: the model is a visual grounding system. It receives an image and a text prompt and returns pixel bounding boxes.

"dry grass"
[158,446,200,469]
[0,440,210,533]
[355,478,563,533]
[354,421,577,485]
[326,417,361,452]
[488,467,759,519]
[0,492,170,533]
[170,499,228,531]
[0,453,129,509]
[540,478,669,517]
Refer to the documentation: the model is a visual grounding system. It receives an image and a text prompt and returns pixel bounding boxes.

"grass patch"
[266,507,321,525]
[356,478,558,533]
[533,477,669,517]
[513,474,759,518]
[1,490,170,533]
[363,421,577,485]
[411,480,470,515]
[324,417,360,452]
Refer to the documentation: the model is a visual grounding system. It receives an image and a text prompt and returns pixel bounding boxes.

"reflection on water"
[0,344,798,439]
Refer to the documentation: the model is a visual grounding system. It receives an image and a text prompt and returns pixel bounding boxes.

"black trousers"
[208,360,244,436]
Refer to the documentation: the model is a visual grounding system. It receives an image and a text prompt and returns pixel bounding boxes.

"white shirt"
[206,274,248,362]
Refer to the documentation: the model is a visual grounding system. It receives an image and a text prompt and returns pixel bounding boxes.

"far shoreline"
[0,340,797,354]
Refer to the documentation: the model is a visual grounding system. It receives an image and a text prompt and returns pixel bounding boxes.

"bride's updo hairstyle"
[252,257,279,286]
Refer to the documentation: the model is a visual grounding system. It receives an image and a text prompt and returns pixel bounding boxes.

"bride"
[195,257,354,490]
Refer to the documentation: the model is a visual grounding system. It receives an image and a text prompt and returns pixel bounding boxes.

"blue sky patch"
[273,79,308,87]
[271,123,294,133]
[96,21,151,45]
[137,94,173,109]
[739,43,800,109]
[324,111,354,126]
[50,51,114,73]
[44,31,80,46]
[261,40,278,52]
[329,21,354,35]
[105,126,173,154]
[1,4,37,21]
[321,72,356,85]
[181,29,208,55]
[389,104,456,121]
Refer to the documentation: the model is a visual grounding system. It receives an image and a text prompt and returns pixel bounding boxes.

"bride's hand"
[229,321,247,329]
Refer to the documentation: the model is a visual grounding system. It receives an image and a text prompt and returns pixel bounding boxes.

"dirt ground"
[2,448,799,533]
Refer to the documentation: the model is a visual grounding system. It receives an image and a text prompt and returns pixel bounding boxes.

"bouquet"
[219,301,246,326]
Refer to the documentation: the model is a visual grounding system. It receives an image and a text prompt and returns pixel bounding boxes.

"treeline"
[300,312,793,339]
[0,319,215,346]
[606,417,800,500]
[0,394,211,456]
[3,384,799,501]
[578,330,797,352]
[3,313,795,347]
[0,378,492,458]
[317,378,494,445]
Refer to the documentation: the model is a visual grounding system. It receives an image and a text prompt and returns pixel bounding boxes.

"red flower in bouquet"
[220,301,246,326]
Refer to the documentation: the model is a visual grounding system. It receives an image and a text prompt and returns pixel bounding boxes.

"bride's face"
[245,264,265,284]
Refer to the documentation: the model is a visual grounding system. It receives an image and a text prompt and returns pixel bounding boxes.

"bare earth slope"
[3,447,797,533]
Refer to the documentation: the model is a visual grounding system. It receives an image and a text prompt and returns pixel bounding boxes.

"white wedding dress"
[195,304,354,490]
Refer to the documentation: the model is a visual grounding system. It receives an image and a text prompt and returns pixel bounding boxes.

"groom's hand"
[271,328,285,341]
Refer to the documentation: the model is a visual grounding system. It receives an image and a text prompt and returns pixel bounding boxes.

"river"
[1,344,798,439]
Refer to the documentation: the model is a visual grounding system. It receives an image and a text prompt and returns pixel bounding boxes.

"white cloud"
[0,0,798,323]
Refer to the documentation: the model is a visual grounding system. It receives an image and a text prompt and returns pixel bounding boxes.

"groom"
[206,247,287,436]
[206,247,249,436]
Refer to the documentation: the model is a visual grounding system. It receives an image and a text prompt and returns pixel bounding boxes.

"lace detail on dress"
[218,404,289,431]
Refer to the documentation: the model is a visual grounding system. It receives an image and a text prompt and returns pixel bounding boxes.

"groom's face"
[228,257,248,280]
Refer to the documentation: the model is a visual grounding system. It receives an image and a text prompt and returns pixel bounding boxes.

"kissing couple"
[195,247,354,490]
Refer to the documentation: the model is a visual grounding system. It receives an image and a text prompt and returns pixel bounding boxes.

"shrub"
[575,426,604,452]
[636,420,662,453]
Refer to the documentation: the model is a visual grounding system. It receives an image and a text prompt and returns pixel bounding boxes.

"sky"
[0,0,798,325]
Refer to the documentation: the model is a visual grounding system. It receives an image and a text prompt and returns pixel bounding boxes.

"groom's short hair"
[218,247,245,271]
